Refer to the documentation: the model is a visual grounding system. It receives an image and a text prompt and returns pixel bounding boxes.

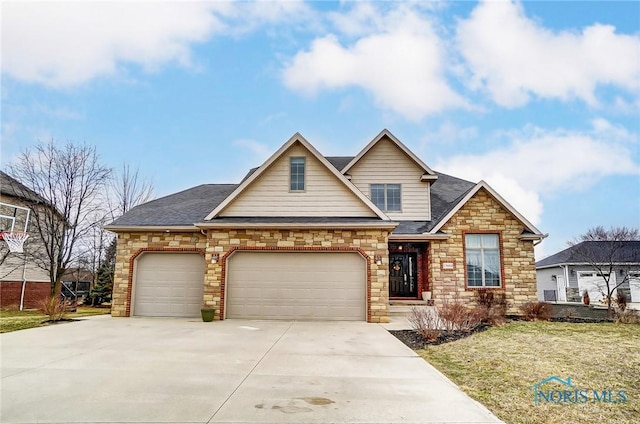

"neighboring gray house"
[536,241,640,306]
[0,171,52,309]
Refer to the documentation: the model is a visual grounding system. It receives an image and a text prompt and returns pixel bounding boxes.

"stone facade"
[111,231,207,317]
[111,189,538,320]
[111,228,390,322]
[428,188,538,313]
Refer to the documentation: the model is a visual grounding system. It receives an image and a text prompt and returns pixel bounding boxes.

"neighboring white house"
[536,241,640,308]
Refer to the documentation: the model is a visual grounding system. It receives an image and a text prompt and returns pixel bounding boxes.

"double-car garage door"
[133,251,366,320]
[226,252,366,321]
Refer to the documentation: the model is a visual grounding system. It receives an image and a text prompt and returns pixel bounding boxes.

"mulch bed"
[391,316,617,350]
[390,324,491,350]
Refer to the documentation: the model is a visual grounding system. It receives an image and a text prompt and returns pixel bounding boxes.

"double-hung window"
[370,184,401,212]
[290,157,305,191]
[465,234,501,287]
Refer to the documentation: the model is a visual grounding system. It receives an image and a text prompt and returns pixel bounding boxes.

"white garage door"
[134,253,205,317]
[577,271,615,304]
[226,252,366,321]
[629,272,640,303]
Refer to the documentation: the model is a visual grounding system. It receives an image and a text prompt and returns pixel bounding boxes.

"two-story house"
[0,171,53,309]
[106,130,545,322]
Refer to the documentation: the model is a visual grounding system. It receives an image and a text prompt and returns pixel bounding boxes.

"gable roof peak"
[204,132,390,220]
[430,180,545,239]
[341,129,438,180]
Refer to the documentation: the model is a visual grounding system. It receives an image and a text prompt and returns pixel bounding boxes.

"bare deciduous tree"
[8,141,111,298]
[570,226,640,318]
[108,163,154,219]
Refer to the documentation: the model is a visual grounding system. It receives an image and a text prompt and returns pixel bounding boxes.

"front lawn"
[0,306,110,333]
[418,321,640,424]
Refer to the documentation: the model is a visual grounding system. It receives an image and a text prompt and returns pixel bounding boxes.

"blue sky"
[1,1,639,258]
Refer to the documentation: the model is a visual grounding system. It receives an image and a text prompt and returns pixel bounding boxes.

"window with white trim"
[466,234,501,287]
[370,184,401,212]
[290,157,305,191]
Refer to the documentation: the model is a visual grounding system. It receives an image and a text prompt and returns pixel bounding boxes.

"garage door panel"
[134,253,205,317]
[226,252,366,320]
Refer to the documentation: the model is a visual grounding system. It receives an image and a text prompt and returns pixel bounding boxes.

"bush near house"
[519,301,553,321]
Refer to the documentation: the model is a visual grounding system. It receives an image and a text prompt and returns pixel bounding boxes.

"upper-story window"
[465,233,501,287]
[290,157,305,191]
[370,184,401,212]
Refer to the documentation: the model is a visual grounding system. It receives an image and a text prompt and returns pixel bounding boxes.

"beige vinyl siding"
[221,143,377,217]
[0,254,50,283]
[349,137,431,220]
[0,194,50,284]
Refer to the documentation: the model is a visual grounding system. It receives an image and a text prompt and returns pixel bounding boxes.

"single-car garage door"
[226,252,366,320]
[133,253,204,317]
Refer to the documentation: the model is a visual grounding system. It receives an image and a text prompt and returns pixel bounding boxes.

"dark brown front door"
[389,253,418,298]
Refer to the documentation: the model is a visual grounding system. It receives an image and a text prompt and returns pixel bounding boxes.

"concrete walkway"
[1,315,501,423]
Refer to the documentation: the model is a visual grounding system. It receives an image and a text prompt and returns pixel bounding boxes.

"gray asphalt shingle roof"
[536,241,640,268]
[0,171,47,203]
[109,184,237,226]
[108,156,476,234]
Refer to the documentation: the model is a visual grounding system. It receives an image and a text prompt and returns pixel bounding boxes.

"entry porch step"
[389,300,435,317]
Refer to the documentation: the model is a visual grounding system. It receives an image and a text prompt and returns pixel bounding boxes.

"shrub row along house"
[106,130,545,322]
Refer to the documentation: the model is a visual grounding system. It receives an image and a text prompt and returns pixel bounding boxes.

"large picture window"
[290,157,305,191]
[466,234,501,287]
[370,184,401,212]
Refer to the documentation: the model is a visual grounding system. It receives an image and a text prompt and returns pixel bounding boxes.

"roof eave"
[195,221,399,230]
[519,234,547,241]
[389,233,452,241]
[537,261,640,269]
[104,225,199,232]
[421,174,439,182]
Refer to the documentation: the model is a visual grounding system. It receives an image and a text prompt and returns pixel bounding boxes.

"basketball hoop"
[1,231,29,253]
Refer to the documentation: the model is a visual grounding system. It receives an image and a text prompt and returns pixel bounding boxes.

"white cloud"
[1,1,314,88]
[232,138,270,160]
[435,120,639,226]
[456,0,640,107]
[421,121,478,145]
[282,5,467,120]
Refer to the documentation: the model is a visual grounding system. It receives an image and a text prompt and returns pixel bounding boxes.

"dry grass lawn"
[0,306,110,333]
[419,321,640,424]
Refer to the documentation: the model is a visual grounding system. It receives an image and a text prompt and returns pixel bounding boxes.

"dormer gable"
[344,129,436,221]
[342,129,438,181]
[205,133,389,220]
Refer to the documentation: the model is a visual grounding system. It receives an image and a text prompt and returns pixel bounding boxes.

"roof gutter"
[103,225,200,232]
[522,233,549,245]
[537,261,640,270]
[389,233,452,241]
[195,221,399,230]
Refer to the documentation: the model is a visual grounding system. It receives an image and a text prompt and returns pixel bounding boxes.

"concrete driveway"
[1,316,501,423]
